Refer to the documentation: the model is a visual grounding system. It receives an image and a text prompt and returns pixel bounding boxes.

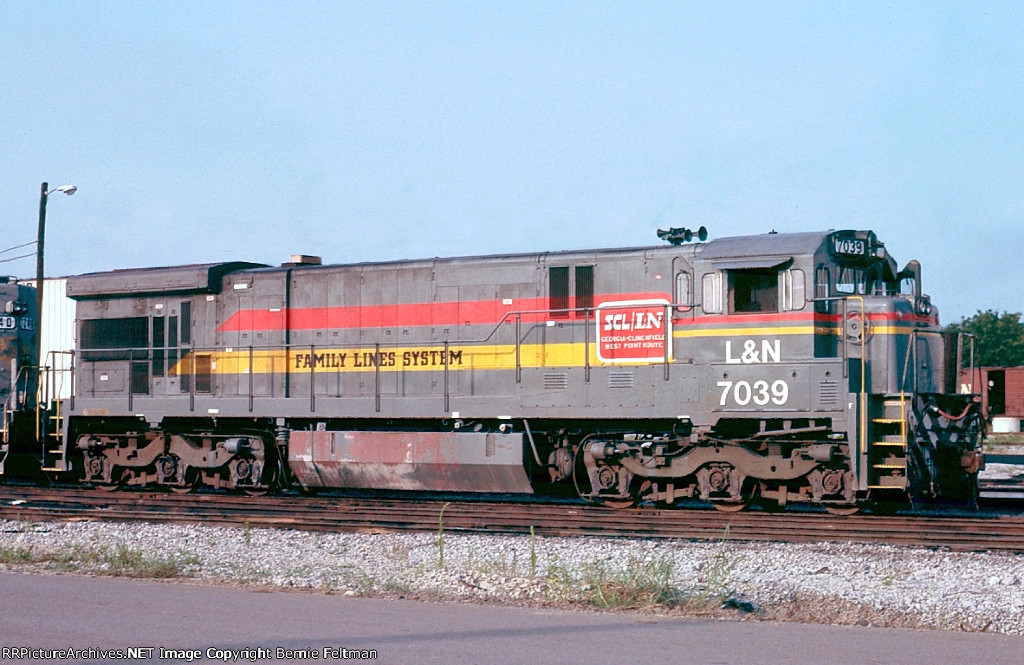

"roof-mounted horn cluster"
[657,226,708,245]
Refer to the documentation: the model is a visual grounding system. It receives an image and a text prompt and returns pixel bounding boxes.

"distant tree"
[944,310,1024,368]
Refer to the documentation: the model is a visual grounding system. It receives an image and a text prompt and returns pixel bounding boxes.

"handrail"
[71,299,695,411]
[956,332,978,395]
[72,300,694,361]
[2,362,33,415]
[842,295,868,484]
[0,360,36,446]
[375,342,382,413]
[900,328,917,394]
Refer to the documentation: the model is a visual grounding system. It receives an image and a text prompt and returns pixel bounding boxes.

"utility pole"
[35,181,76,381]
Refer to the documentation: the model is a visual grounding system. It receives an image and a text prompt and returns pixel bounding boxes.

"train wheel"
[571,442,637,508]
[241,462,279,496]
[710,482,759,512]
[823,505,861,516]
[167,468,198,494]
[90,466,125,492]
[595,495,638,509]
[711,500,748,512]
[698,463,751,511]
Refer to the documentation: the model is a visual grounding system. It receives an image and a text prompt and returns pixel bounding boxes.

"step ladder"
[39,398,69,473]
[868,395,908,489]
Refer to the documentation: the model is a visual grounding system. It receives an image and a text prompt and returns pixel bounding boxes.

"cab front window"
[835,266,866,295]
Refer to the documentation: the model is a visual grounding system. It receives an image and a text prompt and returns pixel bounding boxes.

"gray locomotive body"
[54,230,982,510]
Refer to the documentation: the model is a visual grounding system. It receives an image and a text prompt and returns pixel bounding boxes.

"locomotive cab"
[815,231,982,505]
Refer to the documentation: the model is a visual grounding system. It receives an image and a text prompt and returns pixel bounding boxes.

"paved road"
[0,572,1020,664]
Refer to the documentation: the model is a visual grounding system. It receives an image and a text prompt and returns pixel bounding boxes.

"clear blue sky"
[2,1,1021,323]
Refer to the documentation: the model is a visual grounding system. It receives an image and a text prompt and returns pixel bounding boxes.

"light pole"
[36,181,77,377]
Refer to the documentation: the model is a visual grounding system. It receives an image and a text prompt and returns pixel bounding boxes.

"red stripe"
[675,311,936,327]
[680,312,828,326]
[219,295,937,332]
[218,293,670,332]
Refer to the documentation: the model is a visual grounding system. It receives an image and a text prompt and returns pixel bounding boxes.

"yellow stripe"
[179,343,633,375]
[177,326,943,375]
[674,326,817,338]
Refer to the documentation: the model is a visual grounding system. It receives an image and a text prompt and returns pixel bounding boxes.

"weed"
[381,577,411,594]
[41,542,198,579]
[0,545,35,563]
[105,544,197,578]
[322,575,341,594]
[529,526,537,577]
[13,517,36,533]
[583,556,678,608]
[51,543,102,568]
[437,502,451,569]
[878,565,907,588]
[343,568,377,593]
[544,554,576,602]
[543,553,680,608]
[690,527,741,607]
[465,553,520,578]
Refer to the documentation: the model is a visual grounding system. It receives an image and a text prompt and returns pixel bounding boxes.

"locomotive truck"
[2,229,983,512]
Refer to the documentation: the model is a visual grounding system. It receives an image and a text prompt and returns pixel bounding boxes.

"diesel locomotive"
[1,229,984,512]
[0,276,40,473]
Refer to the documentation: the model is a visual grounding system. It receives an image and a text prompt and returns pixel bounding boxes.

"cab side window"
[675,271,692,311]
[701,272,723,314]
[780,269,806,311]
[730,269,777,313]
[815,266,831,299]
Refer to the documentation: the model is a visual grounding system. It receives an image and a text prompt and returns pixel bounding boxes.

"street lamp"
[36,181,77,377]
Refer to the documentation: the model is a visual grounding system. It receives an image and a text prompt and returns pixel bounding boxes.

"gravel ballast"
[2,518,1023,634]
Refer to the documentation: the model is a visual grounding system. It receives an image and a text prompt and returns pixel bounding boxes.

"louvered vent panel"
[544,373,568,389]
[818,379,840,406]
[609,371,635,388]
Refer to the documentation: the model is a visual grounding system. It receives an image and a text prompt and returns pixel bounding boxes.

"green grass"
[985,432,1024,449]
[0,545,35,563]
[582,556,680,608]
[542,528,748,612]
[545,554,683,609]
[2,542,198,579]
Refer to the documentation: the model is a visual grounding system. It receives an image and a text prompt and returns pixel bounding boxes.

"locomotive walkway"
[1,485,1023,553]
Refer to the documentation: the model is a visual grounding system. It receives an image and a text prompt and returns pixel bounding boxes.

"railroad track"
[981,479,1024,501]
[981,453,1024,501]
[2,485,1023,553]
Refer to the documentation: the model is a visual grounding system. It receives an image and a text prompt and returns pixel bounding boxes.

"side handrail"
[72,299,694,410]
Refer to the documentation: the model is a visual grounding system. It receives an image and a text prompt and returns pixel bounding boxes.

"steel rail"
[1,486,1023,553]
